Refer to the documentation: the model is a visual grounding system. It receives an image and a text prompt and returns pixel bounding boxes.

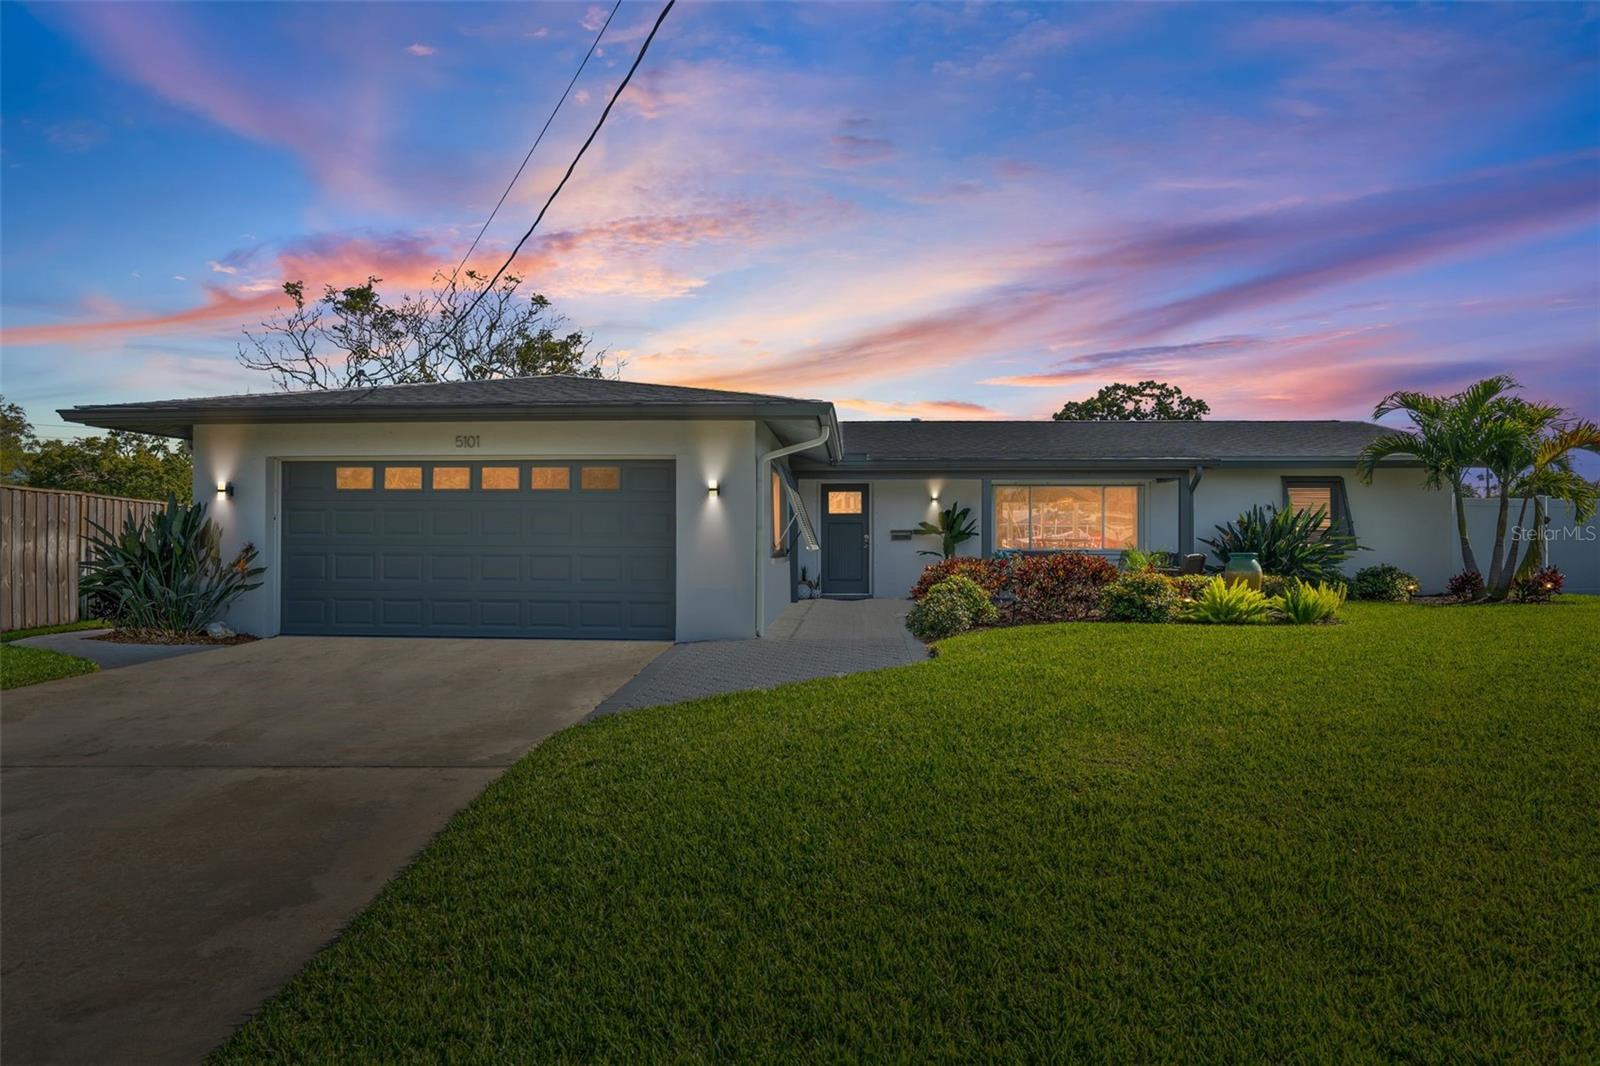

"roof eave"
[59,400,838,441]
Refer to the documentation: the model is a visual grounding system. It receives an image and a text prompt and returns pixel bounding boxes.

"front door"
[821,484,870,597]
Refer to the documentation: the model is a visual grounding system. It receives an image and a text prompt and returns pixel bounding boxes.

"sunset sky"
[2,1,1596,442]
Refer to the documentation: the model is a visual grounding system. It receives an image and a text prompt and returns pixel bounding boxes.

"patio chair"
[1158,553,1206,576]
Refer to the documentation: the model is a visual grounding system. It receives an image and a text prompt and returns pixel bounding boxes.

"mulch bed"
[90,629,259,646]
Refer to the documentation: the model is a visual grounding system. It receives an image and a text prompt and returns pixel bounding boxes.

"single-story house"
[61,376,1451,641]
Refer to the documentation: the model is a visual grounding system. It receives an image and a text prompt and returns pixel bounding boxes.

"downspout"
[755,424,832,636]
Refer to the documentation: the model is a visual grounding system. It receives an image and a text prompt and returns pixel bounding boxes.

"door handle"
[862,533,870,548]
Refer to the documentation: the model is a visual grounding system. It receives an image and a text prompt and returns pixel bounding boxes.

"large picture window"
[994,485,1138,551]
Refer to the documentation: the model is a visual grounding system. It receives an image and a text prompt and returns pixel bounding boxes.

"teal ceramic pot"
[1223,552,1264,590]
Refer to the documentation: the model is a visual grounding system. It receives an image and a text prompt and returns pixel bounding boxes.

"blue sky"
[2,1,1596,443]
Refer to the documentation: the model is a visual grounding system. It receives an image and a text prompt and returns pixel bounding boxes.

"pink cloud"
[836,398,1008,420]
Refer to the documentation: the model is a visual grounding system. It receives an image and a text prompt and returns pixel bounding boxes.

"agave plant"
[1201,503,1361,585]
[81,495,265,637]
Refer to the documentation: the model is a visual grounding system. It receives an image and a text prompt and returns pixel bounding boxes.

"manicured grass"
[0,619,106,643]
[215,601,1599,1061]
[0,642,97,689]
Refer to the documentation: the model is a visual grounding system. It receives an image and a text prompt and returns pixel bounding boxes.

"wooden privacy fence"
[0,485,166,631]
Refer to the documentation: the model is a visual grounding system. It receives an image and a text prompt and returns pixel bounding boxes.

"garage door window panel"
[335,466,374,490]
[581,466,621,491]
[531,466,571,490]
[432,467,470,490]
[383,467,422,490]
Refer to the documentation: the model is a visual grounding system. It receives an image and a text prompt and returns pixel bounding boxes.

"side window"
[1283,477,1351,534]
[771,469,787,557]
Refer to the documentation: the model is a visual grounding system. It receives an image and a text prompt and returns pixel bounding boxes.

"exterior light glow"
[708,481,720,496]
[216,482,234,498]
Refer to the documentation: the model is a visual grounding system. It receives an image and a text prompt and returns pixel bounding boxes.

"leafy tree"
[239,271,610,391]
[1483,407,1599,598]
[1357,376,1519,582]
[1,395,38,483]
[1358,376,1599,600]
[26,431,192,501]
[1053,381,1209,422]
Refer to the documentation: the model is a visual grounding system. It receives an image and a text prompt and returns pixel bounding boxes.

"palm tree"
[1491,417,1600,598]
[1358,375,1518,582]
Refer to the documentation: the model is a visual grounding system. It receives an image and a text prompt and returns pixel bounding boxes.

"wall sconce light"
[930,491,940,504]
[707,481,720,496]
[216,481,234,498]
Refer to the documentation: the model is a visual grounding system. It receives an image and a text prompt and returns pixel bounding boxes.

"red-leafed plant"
[1510,565,1563,604]
[1005,552,1120,623]
[1445,569,1484,602]
[910,557,1009,601]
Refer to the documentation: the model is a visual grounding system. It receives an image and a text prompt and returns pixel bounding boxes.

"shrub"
[1352,564,1418,602]
[906,578,990,640]
[1119,548,1155,573]
[1510,565,1563,604]
[910,557,1008,601]
[1202,504,1360,584]
[81,496,265,637]
[1100,572,1179,623]
[1271,580,1346,625]
[939,574,998,626]
[1182,577,1274,625]
[1260,574,1288,599]
[1446,569,1484,602]
[1006,552,1120,623]
[1171,573,1211,600]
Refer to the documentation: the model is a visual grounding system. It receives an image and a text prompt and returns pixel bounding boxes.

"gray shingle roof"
[64,375,821,414]
[833,419,1394,464]
[59,375,836,439]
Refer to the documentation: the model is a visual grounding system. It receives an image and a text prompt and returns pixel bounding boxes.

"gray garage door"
[280,460,674,639]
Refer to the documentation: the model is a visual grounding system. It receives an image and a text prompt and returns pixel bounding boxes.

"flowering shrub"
[1352,564,1418,602]
[1446,569,1484,602]
[1100,572,1180,623]
[1005,552,1119,623]
[1510,566,1563,604]
[906,576,996,641]
[1171,573,1211,600]
[910,557,1009,601]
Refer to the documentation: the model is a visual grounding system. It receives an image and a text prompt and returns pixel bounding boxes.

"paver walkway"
[592,598,927,716]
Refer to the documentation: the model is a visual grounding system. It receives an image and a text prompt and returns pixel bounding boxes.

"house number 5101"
[454,434,481,449]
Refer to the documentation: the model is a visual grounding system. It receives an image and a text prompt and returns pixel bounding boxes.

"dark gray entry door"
[280,460,674,639]
[820,484,870,596]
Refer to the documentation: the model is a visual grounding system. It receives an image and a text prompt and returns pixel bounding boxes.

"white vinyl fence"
[1462,497,1599,594]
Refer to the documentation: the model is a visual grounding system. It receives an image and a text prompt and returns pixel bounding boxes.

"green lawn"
[0,619,106,643]
[0,620,104,689]
[215,601,1599,1062]
[0,642,97,689]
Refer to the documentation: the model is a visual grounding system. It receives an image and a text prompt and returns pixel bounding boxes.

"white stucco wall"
[755,424,796,631]
[191,418,772,641]
[1192,466,1458,591]
[796,466,1458,597]
[796,477,983,599]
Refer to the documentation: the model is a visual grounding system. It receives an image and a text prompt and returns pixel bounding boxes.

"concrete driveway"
[0,636,666,1065]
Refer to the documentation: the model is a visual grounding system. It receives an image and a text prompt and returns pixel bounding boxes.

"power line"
[452,0,676,327]
[436,0,621,307]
